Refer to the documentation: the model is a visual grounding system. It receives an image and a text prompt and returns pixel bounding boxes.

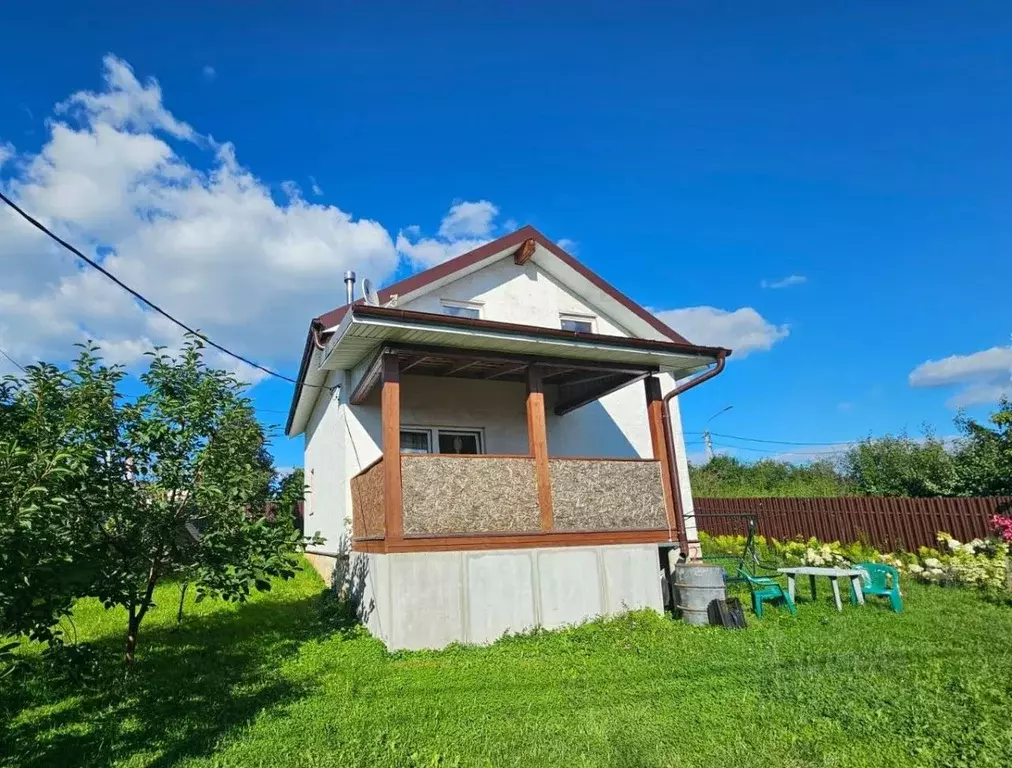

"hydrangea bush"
[877,533,1009,589]
[698,529,1010,591]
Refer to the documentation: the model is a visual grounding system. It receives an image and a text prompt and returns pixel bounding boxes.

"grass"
[3,562,1012,767]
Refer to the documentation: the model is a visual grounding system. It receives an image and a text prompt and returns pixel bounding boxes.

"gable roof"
[314,225,690,344]
[286,226,707,436]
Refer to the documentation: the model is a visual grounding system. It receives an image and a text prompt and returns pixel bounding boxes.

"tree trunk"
[125,611,139,667]
[177,582,189,623]
[125,559,161,667]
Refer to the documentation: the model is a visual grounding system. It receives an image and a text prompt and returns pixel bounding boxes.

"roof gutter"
[661,350,728,557]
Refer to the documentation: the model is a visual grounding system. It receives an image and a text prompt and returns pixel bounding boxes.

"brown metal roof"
[315,225,690,344]
[288,226,723,435]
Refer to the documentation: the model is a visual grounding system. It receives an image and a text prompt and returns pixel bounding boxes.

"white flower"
[908,564,924,574]
[946,538,961,551]
[924,558,942,569]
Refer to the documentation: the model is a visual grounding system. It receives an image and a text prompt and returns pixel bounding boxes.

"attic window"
[441,300,482,319]
[560,313,595,334]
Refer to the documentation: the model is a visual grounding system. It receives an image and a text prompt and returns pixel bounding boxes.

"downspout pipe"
[661,350,728,557]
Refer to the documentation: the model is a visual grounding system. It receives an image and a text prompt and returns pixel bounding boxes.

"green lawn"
[3,562,1012,768]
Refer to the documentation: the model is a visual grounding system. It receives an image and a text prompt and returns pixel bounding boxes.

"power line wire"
[0,190,306,386]
[687,430,861,447]
[710,441,851,457]
[0,345,27,373]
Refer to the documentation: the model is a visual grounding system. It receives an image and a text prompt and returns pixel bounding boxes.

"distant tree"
[689,455,853,498]
[0,338,319,666]
[953,398,1012,496]
[841,431,958,497]
[690,401,1012,501]
[273,467,306,510]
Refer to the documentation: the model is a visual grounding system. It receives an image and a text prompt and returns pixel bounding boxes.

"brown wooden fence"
[693,496,1012,552]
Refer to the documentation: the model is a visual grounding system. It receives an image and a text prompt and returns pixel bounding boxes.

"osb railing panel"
[350,459,385,538]
[401,456,540,535]
[550,459,666,531]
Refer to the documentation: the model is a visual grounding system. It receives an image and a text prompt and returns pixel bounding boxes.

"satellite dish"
[362,277,380,306]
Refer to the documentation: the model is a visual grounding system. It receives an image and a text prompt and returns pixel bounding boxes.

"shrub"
[698,530,1009,591]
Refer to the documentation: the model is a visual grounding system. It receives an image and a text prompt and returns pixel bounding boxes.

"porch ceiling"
[350,344,651,415]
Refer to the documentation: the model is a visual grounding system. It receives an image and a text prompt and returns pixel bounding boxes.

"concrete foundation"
[342,543,665,650]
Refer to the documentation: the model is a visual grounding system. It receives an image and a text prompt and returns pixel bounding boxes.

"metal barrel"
[673,563,726,626]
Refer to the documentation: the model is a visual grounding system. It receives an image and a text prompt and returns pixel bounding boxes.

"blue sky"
[1,1,1010,470]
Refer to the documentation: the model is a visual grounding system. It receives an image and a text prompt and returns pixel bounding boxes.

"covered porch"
[336,308,722,554]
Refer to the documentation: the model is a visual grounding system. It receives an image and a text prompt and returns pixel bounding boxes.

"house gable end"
[400,254,636,339]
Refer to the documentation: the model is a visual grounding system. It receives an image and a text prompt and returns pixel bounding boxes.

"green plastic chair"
[737,568,796,618]
[850,563,903,613]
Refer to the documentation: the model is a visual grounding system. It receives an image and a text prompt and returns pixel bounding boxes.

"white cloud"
[654,306,789,357]
[0,54,403,377]
[437,200,498,239]
[396,199,504,268]
[0,141,14,169]
[760,274,806,289]
[909,346,1012,387]
[946,383,1012,408]
[395,232,488,268]
[58,55,195,141]
[557,238,577,253]
[909,346,1012,407]
[202,65,216,81]
[309,176,323,196]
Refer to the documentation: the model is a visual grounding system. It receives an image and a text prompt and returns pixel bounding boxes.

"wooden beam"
[512,237,536,265]
[645,376,677,537]
[557,370,622,388]
[542,368,576,380]
[352,528,672,554]
[382,353,403,541]
[484,363,528,380]
[527,366,554,530]
[443,360,479,376]
[401,355,430,373]
[349,351,384,405]
[554,372,649,416]
[388,343,653,377]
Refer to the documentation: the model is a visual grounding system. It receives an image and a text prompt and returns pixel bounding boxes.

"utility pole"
[703,405,734,463]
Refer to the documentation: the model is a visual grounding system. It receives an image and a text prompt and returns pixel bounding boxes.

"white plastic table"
[777,566,865,612]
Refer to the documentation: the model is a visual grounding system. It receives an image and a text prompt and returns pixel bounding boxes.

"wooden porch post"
[526,365,554,531]
[382,352,404,541]
[645,376,678,537]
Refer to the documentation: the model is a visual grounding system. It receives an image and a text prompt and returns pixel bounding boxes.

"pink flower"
[992,514,1012,543]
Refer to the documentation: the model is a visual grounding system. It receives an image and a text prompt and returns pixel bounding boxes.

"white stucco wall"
[401,258,631,337]
[302,368,351,552]
[304,253,700,551]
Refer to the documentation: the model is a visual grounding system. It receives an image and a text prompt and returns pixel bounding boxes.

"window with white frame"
[559,313,596,334]
[399,429,432,454]
[440,299,483,319]
[400,427,484,455]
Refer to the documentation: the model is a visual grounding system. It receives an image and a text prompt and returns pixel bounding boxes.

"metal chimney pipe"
[344,271,356,305]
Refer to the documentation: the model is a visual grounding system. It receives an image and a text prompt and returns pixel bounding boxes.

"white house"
[285,226,730,649]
